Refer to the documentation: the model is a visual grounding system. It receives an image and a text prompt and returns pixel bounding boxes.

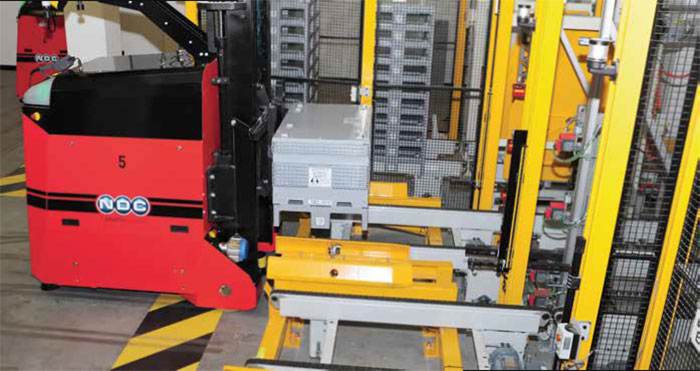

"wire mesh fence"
[370,0,490,210]
[268,0,492,210]
[270,0,362,105]
[590,1,700,369]
[651,161,700,370]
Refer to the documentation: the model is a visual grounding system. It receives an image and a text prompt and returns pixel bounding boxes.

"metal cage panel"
[590,1,700,369]
[651,162,700,370]
[370,0,490,210]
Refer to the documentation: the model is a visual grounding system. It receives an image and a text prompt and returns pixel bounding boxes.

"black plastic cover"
[44,62,205,140]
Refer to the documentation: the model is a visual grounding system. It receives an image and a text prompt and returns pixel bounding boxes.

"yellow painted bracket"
[369,181,442,207]
[635,86,700,369]
[296,215,311,237]
[255,303,288,361]
[271,237,415,287]
[276,236,411,260]
[499,0,565,305]
[267,255,413,287]
[473,0,515,211]
[570,0,658,367]
[270,237,457,301]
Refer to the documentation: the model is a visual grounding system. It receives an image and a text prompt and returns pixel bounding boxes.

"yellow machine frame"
[255,236,462,370]
[474,1,610,211]
[232,1,699,369]
[567,0,658,367]
[498,0,564,305]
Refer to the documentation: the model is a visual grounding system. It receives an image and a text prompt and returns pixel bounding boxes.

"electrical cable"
[551,126,601,164]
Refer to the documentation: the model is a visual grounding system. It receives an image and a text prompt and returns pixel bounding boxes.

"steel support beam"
[569,0,658,367]
[499,0,564,305]
[368,205,502,230]
[560,30,589,95]
[270,291,543,334]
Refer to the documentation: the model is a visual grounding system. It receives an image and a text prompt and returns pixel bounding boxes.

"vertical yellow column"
[360,0,377,107]
[498,0,564,305]
[185,1,199,26]
[439,328,463,371]
[635,87,700,369]
[472,0,515,210]
[448,0,469,140]
[569,0,657,367]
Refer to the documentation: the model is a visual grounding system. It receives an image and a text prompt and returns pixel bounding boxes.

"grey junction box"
[272,103,372,229]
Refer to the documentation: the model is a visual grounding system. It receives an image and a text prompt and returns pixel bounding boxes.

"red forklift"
[18,0,281,310]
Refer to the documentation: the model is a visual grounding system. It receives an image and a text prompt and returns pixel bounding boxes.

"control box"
[272,104,372,229]
[556,323,580,360]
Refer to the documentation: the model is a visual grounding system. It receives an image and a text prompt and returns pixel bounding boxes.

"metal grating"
[370,0,490,210]
[270,0,362,105]
[651,161,700,370]
[590,1,700,369]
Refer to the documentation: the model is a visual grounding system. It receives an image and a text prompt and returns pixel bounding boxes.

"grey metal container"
[273,104,372,229]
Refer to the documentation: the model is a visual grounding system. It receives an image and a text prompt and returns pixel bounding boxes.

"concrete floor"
[0,70,484,370]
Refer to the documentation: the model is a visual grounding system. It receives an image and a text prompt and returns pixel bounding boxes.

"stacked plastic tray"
[270,0,320,103]
[372,3,434,180]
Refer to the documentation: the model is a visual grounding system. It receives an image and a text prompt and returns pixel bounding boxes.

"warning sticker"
[309,167,332,188]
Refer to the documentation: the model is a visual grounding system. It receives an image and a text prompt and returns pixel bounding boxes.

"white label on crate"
[308,167,332,188]
[308,199,332,206]
[691,309,700,352]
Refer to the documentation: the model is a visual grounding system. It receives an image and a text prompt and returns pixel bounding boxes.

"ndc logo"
[96,195,150,216]
[34,54,59,63]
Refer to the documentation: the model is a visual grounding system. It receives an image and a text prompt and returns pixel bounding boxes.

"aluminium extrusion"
[270,291,544,334]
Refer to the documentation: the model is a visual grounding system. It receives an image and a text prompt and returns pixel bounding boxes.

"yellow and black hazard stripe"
[112,294,224,371]
[0,165,26,197]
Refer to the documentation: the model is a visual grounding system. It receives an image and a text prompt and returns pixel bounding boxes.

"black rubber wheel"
[40,283,60,291]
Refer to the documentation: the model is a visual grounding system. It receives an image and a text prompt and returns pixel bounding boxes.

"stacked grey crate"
[372,3,435,186]
[270,0,320,103]
[272,104,372,230]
